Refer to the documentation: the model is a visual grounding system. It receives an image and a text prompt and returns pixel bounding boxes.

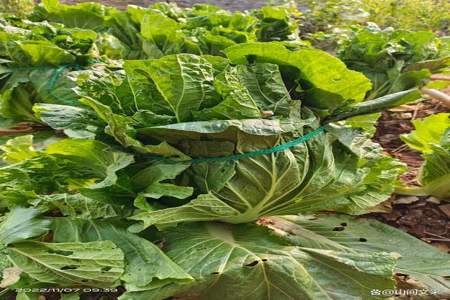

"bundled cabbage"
[0,1,448,300]
[338,25,450,99]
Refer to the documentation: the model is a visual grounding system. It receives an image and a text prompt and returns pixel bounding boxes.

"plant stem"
[325,88,422,123]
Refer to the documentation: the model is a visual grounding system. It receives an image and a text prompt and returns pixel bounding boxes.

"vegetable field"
[0,0,449,299]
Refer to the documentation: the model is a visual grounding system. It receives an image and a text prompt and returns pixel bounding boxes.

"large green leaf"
[5,40,75,66]
[0,72,37,124]
[80,96,189,159]
[128,193,240,231]
[193,64,261,120]
[33,103,104,139]
[401,113,449,154]
[140,11,185,58]
[70,65,136,115]
[124,60,174,114]
[7,240,124,287]
[38,0,110,30]
[232,63,292,116]
[96,33,130,59]
[121,222,396,300]
[255,6,299,42]
[138,118,302,142]
[262,214,450,296]
[193,62,293,120]
[28,67,84,107]
[0,207,50,246]
[192,29,237,56]
[143,54,217,122]
[106,10,143,59]
[46,139,134,189]
[31,193,128,219]
[293,125,406,214]
[339,113,381,137]
[387,69,431,94]
[132,162,193,200]
[225,42,372,111]
[0,166,37,208]
[0,138,134,209]
[0,135,37,164]
[417,144,450,199]
[51,219,192,290]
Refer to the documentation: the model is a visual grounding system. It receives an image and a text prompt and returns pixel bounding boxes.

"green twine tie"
[154,126,326,165]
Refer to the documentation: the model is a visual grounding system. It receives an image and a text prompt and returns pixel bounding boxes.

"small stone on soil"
[393,196,420,205]
[438,204,450,218]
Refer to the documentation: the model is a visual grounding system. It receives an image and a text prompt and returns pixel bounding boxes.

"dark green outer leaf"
[193,64,260,120]
[51,219,192,289]
[7,240,124,287]
[31,193,128,219]
[0,207,50,246]
[132,162,193,200]
[263,214,450,296]
[33,103,104,139]
[144,54,217,122]
[140,11,185,58]
[234,63,292,116]
[46,138,135,189]
[121,222,396,300]
[80,96,189,159]
[138,118,305,144]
